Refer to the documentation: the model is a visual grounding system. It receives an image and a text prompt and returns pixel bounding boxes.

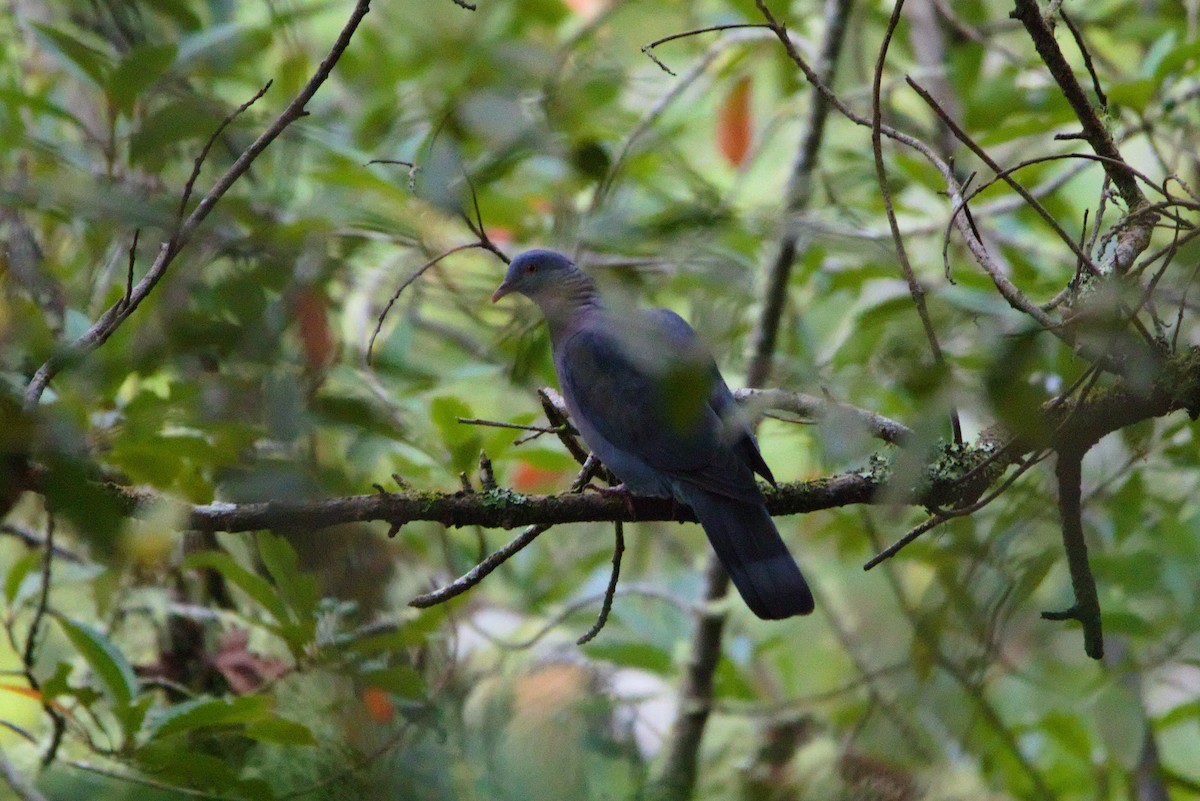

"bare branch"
[120,229,139,308]
[1011,0,1147,214]
[640,24,772,76]
[869,0,961,447]
[575,521,624,645]
[366,158,420,191]
[1042,447,1104,659]
[733,387,912,445]
[177,80,273,222]
[746,0,852,389]
[408,455,605,608]
[25,0,373,409]
[408,523,551,608]
[1059,11,1107,111]
[366,242,485,364]
[908,77,1101,275]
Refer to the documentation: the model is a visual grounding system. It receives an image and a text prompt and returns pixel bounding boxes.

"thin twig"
[863,449,1051,569]
[366,242,484,364]
[477,584,703,651]
[576,521,624,645]
[62,758,246,801]
[0,524,85,563]
[755,0,1062,334]
[24,0,373,409]
[407,457,603,608]
[177,81,273,222]
[121,229,139,308]
[640,24,772,76]
[909,77,1101,275]
[478,450,497,492]
[22,512,52,674]
[746,0,852,389]
[1059,11,1107,110]
[731,388,911,445]
[456,417,565,435]
[366,158,420,191]
[538,388,590,466]
[408,524,551,608]
[458,169,509,264]
[870,1,962,445]
[1011,0,1145,211]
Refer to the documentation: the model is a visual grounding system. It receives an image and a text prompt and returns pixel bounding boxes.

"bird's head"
[491,249,579,305]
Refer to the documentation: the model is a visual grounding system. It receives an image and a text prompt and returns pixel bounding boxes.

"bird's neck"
[540,271,602,340]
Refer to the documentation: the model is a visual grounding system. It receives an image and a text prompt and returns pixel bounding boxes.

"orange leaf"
[293,289,335,372]
[511,461,563,492]
[362,686,395,724]
[0,682,70,716]
[485,226,513,245]
[717,76,753,167]
[0,683,41,702]
[561,0,607,18]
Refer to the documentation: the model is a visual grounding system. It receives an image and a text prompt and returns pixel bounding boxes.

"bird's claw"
[581,482,628,496]
[582,483,636,518]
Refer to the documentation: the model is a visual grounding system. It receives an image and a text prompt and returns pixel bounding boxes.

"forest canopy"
[3,1,1200,799]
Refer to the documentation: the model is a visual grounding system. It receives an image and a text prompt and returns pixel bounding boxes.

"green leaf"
[1106,79,1156,112]
[244,717,318,746]
[135,742,279,799]
[39,662,73,701]
[183,551,290,626]
[583,641,674,674]
[4,549,42,605]
[360,665,426,699]
[31,24,112,86]
[55,617,138,712]
[146,695,272,740]
[430,395,482,473]
[1156,698,1200,729]
[1153,39,1200,81]
[257,531,318,623]
[107,44,178,116]
[129,96,222,169]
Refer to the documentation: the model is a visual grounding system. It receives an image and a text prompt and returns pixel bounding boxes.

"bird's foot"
[582,483,637,519]
[582,482,627,496]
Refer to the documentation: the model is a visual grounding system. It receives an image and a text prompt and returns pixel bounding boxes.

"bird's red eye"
[526,265,536,274]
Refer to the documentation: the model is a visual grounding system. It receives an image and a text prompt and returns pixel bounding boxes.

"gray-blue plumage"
[493,249,813,619]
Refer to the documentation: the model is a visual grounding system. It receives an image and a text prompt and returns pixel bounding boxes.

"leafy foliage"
[3,0,1200,799]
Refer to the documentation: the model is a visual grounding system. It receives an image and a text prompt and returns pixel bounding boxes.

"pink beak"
[491,282,513,303]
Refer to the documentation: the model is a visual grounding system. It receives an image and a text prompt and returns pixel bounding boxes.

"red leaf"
[292,289,335,373]
[561,0,607,17]
[511,461,563,492]
[485,226,513,245]
[362,686,395,724]
[213,628,289,694]
[717,76,753,167]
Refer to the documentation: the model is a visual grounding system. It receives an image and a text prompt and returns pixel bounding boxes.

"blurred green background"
[3,0,1200,799]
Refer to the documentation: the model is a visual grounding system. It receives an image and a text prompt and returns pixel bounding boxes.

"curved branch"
[24,0,373,409]
[733,387,912,444]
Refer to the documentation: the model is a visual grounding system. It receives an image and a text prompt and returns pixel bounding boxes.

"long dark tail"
[676,484,814,619]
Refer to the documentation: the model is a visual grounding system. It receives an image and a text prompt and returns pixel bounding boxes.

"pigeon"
[492,249,813,619]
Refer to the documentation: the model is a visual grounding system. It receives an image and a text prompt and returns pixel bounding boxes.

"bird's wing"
[647,309,775,486]
[556,310,761,502]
